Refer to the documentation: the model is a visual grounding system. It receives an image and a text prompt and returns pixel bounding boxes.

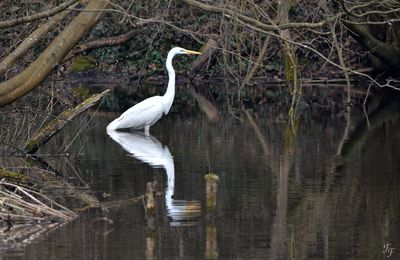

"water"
[4,102,400,259]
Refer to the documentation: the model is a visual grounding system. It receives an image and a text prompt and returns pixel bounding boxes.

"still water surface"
[8,104,400,259]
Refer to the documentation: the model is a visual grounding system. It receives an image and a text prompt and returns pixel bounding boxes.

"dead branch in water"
[24,89,110,154]
[0,180,77,249]
[0,181,77,221]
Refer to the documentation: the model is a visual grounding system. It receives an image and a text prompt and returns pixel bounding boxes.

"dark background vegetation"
[0,1,399,110]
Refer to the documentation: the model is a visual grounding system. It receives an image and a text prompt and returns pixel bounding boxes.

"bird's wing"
[112,96,164,130]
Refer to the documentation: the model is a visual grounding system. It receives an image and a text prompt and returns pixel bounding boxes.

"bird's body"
[107,95,164,132]
[107,47,201,134]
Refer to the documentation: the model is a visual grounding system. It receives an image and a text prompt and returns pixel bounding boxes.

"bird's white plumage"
[107,96,164,131]
[106,47,201,134]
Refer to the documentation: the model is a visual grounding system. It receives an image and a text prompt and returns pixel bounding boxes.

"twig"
[0,4,77,75]
[0,0,78,29]
[0,181,77,220]
[232,15,400,91]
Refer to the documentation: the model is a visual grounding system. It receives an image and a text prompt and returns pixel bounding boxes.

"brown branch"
[240,35,271,87]
[190,38,219,74]
[64,30,136,60]
[0,4,76,75]
[346,21,400,71]
[342,0,400,18]
[24,89,110,154]
[234,16,400,90]
[0,181,77,221]
[63,17,160,61]
[0,0,109,106]
[0,0,78,29]
[182,0,336,31]
[189,88,220,122]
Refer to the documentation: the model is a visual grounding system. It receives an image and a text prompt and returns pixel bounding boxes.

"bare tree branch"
[0,0,78,29]
[234,15,400,91]
[24,89,110,154]
[0,0,109,106]
[0,4,77,75]
[182,0,338,31]
[63,17,160,61]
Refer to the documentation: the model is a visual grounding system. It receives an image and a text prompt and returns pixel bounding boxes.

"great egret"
[106,47,202,134]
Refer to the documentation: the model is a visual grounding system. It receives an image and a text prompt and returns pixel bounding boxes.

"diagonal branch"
[0,3,77,75]
[0,0,78,29]
[182,0,337,31]
[234,16,400,90]
[0,0,109,106]
[24,89,110,154]
[63,16,159,61]
[346,21,400,71]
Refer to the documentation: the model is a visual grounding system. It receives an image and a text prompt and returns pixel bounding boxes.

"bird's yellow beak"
[184,49,202,55]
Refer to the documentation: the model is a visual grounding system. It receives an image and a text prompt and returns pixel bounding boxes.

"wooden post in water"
[205,173,219,259]
[145,180,157,216]
[145,180,157,260]
[205,173,219,212]
[205,224,219,259]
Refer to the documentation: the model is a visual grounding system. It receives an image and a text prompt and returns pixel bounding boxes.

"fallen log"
[24,89,110,154]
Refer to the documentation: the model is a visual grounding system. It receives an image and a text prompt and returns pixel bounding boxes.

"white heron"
[106,47,202,134]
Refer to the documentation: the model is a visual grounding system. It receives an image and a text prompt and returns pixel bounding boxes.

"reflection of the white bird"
[107,130,201,226]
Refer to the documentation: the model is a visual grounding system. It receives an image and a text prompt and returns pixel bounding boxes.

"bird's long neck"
[163,53,176,115]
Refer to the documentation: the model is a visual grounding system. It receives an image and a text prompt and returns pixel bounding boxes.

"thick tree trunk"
[0,0,108,106]
[347,22,400,75]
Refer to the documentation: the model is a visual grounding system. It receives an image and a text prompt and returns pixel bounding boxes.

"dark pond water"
[4,100,400,259]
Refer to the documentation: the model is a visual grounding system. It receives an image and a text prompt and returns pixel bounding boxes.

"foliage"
[0,0,399,111]
[70,56,98,72]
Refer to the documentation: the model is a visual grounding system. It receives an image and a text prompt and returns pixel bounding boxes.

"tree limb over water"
[182,0,400,91]
[24,89,110,154]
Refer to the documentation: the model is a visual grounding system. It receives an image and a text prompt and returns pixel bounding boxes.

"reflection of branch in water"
[336,107,352,156]
[325,99,400,193]
[243,110,271,157]
[339,100,400,157]
[244,109,294,259]
[291,99,400,258]
[188,87,220,123]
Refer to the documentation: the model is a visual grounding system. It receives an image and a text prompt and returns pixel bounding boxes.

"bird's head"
[170,47,202,56]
